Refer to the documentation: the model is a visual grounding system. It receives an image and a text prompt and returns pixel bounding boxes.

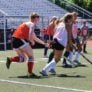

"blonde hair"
[59,13,72,22]
[50,16,57,22]
[71,12,78,16]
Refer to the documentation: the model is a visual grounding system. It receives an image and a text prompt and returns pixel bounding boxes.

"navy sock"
[48,51,54,63]
[62,51,69,65]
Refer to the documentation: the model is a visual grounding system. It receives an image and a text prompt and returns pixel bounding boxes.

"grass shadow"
[9,75,41,79]
[57,64,88,68]
[57,74,86,78]
[77,64,88,67]
[9,75,53,79]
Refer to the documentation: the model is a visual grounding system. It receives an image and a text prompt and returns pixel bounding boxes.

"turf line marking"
[38,58,89,65]
[0,60,6,63]
[0,79,91,92]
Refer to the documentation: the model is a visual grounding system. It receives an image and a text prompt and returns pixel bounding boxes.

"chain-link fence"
[0,15,92,50]
[0,16,50,50]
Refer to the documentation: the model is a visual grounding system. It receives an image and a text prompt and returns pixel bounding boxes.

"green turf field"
[0,46,92,92]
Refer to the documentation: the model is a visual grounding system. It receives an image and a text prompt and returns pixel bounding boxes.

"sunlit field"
[0,45,92,92]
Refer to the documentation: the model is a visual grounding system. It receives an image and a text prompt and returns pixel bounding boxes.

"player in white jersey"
[62,12,82,67]
[40,13,73,76]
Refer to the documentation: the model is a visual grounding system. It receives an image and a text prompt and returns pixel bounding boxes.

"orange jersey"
[13,22,34,40]
[46,22,55,36]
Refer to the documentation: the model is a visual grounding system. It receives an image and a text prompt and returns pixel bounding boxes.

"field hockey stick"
[73,45,92,64]
[80,53,92,64]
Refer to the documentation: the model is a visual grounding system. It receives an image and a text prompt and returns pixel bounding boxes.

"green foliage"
[69,0,92,12]
[49,0,92,12]
[55,0,61,6]
[86,0,92,12]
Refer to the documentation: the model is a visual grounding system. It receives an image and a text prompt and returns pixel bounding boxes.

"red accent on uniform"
[27,62,34,74]
[10,56,20,62]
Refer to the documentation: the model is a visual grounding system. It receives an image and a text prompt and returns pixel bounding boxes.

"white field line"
[0,60,6,63]
[0,79,92,92]
[0,58,48,63]
[38,58,89,64]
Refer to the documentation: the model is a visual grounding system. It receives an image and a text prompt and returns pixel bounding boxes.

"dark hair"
[30,12,39,19]
[63,13,73,23]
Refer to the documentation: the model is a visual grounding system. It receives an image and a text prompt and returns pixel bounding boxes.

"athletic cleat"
[73,60,82,65]
[49,69,56,75]
[40,70,48,77]
[28,73,40,78]
[62,64,72,68]
[6,57,11,69]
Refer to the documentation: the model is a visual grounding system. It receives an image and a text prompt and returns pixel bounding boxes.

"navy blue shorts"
[51,39,64,50]
[44,35,53,42]
[12,37,29,49]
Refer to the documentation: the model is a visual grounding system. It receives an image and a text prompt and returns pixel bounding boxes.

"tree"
[55,0,61,6]
[49,0,92,12]
[70,0,92,12]
[86,0,92,12]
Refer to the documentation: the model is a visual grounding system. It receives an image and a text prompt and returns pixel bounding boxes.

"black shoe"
[6,57,11,69]
[62,64,72,68]
[73,60,82,66]
[28,73,40,78]
[57,74,68,77]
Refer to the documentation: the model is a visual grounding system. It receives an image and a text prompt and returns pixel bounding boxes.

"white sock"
[43,58,56,72]
[68,51,74,64]
[75,51,80,61]
[68,52,73,61]
[73,49,75,55]
[60,58,63,64]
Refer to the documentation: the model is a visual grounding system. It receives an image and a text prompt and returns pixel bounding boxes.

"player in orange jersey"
[6,13,48,78]
[44,16,57,58]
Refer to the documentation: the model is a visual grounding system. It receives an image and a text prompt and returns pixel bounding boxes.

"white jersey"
[53,22,68,47]
[25,21,34,33]
[72,23,78,39]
